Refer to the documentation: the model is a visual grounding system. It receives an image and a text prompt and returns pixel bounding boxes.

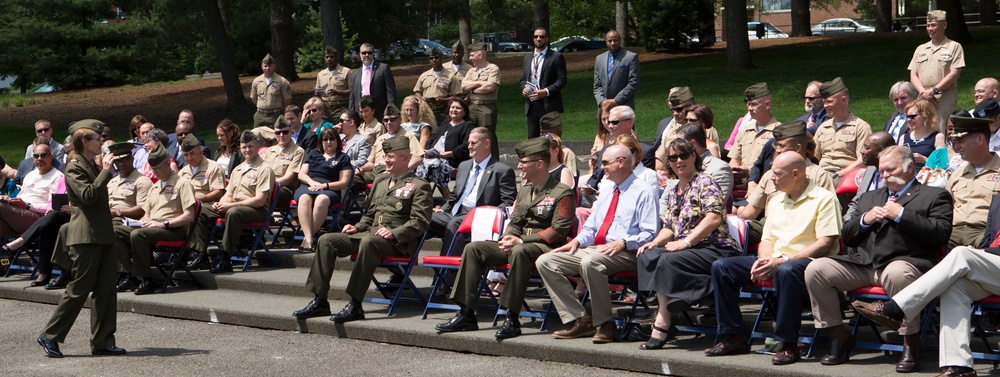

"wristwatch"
[932,87,940,95]
[164,220,170,228]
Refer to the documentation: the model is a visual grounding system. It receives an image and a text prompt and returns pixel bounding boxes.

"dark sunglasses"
[32,152,50,159]
[274,130,290,135]
[517,158,543,164]
[667,152,693,161]
[360,51,374,55]
[601,156,625,166]
[177,132,189,137]
[383,116,399,122]
[533,35,547,39]
[35,127,52,134]
[670,107,686,112]
[906,114,919,119]
[802,96,820,100]
[321,137,337,142]
[607,119,628,125]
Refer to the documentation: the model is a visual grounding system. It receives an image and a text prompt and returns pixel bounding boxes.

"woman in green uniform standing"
[37,119,126,358]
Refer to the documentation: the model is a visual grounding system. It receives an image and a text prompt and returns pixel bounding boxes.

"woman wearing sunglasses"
[900,99,945,169]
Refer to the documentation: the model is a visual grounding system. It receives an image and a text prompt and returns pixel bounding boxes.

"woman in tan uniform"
[38,119,126,358]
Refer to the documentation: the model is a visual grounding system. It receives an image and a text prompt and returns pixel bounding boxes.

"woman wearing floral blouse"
[636,138,740,350]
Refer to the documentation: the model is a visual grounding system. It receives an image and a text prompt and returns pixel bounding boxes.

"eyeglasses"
[322,137,337,142]
[383,116,399,122]
[803,96,820,100]
[667,152,693,161]
[974,89,988,94]
[360,51,374,55]
[274,130,290,135]
[177,132,189,137]
[533,35,547,39]
[906,114,919,119]
[670,107,686,113]
[35,127,51,134]
[32,152,50,159]
[517,158,543,165]
[607,119,629,125]
[601,156,625,166]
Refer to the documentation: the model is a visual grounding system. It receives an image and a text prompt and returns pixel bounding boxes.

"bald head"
[770,151,808,197]
[975,78,1000,104]
[602,144,634,185]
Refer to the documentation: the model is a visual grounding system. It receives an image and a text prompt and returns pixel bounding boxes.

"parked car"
[472,32,529,52]
[811,18,876,35]
[386,39,452,60]
[551,36,604,52]
[747,22,788,40]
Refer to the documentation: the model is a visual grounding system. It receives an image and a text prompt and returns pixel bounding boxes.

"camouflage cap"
[382,136,410,153]
[744,82,771,101]
[147,145,170,167]
[668,87,694,107]
[108,142,134,161]
[772,120,808,141]
[927,10,946,22]
[515,138,551,159]
[262,53,275,65]
[180,134,201,152]
[948,116,991,139]
[68,119,105,135]
[819,77,848,98]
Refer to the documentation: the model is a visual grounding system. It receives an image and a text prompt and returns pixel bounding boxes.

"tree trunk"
[875,0,892,32]
[217,0,232,37]
[616,0,628,47]
[533,0,549,32]
[724,0,753,72]
[203,0,251,111]
[981,0,998,26]
[790,0,811,36]
[698,0,717,44]
[270,0,298,81]
[320,0,343,57]
[457,0,472,48]
[939,0,971,44]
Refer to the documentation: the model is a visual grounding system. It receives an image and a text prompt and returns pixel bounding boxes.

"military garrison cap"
[452,41,464,51]
[430,48,443,57]
[950,116,992,139]
[108,142,134,161]
[359,96,374,109]
[240,129,261,144]
[468,42,487,52]
[147,145,170,167]
[382,136,410,153]
[273,115,291,130]
[539,112,562,131]
[68,119,105,135]
[384,103,401,116]
[180,134,201,152]
[515,138,551,159]
[819,77,848,98]
[668,87,694,106]
[927,10,946,22]
[744,83,770,101]
[262,54,275,65]
[324,46,338,55]
[772,120,808,141]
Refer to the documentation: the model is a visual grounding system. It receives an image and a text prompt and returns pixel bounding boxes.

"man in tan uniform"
[292,137,432,323]
[813,77,873,183]
[908,10,965,126]
[209,131,276,273]
[414,48,463,124]
[653,87,695,171]
[315,46,351,120]
[449,41,473,79]
[462,42,501,157]
[250,54,293,126]
[126,146,197,295]
[729,83,781,180]
[263,119,305,209]
[180,135,227,268]
[105,142,152,292]
[739,120,836,242]
[947,117,1000,249]
[435,138,575,339]
[361,104,424,181]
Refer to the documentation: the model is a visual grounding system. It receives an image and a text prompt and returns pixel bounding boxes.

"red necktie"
[887,191,898,204]
[594,188,620,246]
[807,113,815,129]
[990,227,1000,248]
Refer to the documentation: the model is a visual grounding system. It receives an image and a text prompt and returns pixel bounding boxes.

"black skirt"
[637,243,739,305]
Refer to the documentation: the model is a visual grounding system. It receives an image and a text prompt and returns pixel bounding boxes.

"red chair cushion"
[153,240,186,248]
[849,286,886,296]
[976,295,1000,304]
[752,279,775,288]
[423,256,462,266]
[381,256,411,264]
[289,200,297,206]
[610,271,637,279]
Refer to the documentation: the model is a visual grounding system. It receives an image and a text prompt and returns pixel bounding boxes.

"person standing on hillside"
[908,10,964,127]
[315,46,352,121]
[462,43,501,157]
[520,27,567,139]
[593,30,639,112]
[250,54,293,127]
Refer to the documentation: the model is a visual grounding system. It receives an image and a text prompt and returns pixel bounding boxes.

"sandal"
[640,325,678,350]
[300,246,315,254]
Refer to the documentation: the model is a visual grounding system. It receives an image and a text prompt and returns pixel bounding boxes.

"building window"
[762,0,791,12]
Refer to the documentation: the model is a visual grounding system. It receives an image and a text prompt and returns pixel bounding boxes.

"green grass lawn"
[3,27,1000,163]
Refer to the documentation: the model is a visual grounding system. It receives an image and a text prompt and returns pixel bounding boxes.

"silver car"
[811,18,875,35]
[747,22,789,40]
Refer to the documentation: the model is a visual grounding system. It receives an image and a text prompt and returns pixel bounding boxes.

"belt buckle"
[377,215,383,225]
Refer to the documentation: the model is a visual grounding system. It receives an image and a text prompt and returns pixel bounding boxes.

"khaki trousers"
[949,224,985,250]
[535,246,637,326]
[893,247,1000,368]
[805,258,923,335]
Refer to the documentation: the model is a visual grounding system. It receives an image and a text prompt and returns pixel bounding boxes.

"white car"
[747,22,789,40]
[811,18,876,35]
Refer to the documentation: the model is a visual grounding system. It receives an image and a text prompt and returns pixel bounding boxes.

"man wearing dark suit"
[430,127,517,257]
[348,43,396,120]
[593,30,639,111]
[283,105,317,151]
[805,145,952,372]
[520,28,567,139]
[795,81,829,135]
[843,132,897,223]
[644,87,693,170]
[165,109,210,169]
[884,81,918,143]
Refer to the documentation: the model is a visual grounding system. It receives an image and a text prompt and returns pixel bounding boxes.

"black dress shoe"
[30,276,51,287]
[37,335,62,358]
[186,252,209,270]
[495,316,521,339]
[45,274,71,290]
[292,298,332,318]
[133,278,156,295]
[705,334,750,356]
[116,276,138,292]
[937,366,977,377]
[772,344,801,365]
[330,301,365,323]
[209,258,233,274]
[820,335,855,365]
[436,311,479,332]
[92,346,127,356]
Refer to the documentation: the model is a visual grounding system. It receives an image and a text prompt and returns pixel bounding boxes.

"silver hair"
[610,105,635,120]
[889,81,918,99]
